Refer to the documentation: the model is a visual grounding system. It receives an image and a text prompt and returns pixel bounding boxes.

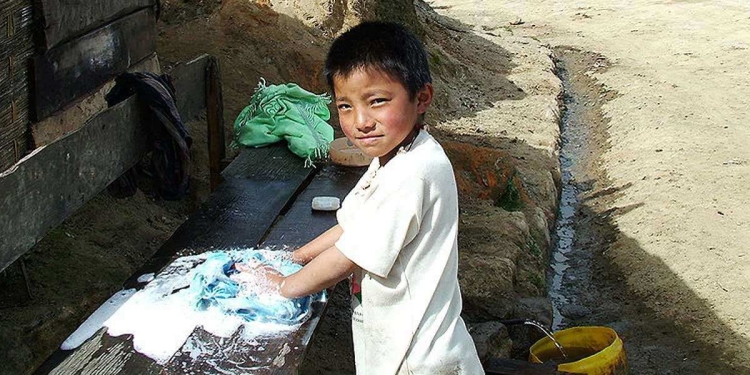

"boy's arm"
[291,225,343,264]
[280,245,357,299]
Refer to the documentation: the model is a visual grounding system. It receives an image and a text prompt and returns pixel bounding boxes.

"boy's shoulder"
[390,131,453,181]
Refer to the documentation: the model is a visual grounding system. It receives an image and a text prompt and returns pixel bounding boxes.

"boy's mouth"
[357,135,383,145]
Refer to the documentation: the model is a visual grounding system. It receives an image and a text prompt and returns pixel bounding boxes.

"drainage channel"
[548,49,598,331]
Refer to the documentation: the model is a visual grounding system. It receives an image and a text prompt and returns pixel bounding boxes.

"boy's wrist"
[291,249,309,264]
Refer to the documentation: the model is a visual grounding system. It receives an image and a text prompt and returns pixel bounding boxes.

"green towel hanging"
[232,79,334,167]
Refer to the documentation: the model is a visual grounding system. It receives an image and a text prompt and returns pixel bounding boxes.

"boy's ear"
[416,83,434,114]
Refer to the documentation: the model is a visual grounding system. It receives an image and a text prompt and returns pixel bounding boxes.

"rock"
[513,297,553,326]
[468,321,512,362]
[560,304,591,320]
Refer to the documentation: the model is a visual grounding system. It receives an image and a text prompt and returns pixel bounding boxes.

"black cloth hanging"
[105,72,192,200]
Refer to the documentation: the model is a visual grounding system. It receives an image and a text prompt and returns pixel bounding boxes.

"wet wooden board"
[35,0,156,50]
[261,164,365,248]
[35,329,163,375]
[33,7,156,120]
[162,301,328,374]
[123,145,314,287]
[35,146,316,374]
[161,165,364,374]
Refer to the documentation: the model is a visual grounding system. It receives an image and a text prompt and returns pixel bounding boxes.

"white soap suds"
[100,250,308,365]
[136,273,155,283]
[60,289,136,350]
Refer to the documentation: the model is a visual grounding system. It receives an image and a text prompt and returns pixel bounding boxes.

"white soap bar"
[312,196,341,211]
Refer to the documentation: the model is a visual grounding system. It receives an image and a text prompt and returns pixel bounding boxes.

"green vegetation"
[496,171,523,211]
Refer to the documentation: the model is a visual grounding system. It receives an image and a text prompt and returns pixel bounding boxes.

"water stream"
[548,54,593,331]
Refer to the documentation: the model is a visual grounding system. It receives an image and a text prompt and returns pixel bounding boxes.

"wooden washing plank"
[0,97,148,273]
[221,143,317,181]
[152,177,312,256]
[33,7,156,121]
[248,165,363,372]
[35,147,316,374]
[35,329,162,375]
[261,164,365,248]
[162,302,328,374]
[163,165,364,374]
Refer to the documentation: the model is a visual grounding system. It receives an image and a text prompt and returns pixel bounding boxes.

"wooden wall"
[0,0,159,173]
[0,0,160,269]
[0,0,34,172]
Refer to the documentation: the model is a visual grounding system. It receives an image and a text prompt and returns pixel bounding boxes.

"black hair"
[324,21,432,99]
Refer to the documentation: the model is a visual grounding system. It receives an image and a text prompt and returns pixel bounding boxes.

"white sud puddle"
[136,272,155,283]
[60,289,136,350]
[61,250,315,364]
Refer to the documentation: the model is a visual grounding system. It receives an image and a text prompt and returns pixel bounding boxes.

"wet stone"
[468,321,512,362]
[560,304,591,320]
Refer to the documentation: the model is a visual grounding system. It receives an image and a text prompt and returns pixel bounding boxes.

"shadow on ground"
[554,46,750,374]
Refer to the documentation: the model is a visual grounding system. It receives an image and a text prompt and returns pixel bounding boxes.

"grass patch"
[496,171,523,211]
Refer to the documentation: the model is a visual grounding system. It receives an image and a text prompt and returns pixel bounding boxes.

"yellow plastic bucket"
[529,326,628,375]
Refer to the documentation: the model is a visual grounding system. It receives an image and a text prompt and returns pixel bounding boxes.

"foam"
[137,273,155,283]
[98,250,310,364]
[60,289,136,350]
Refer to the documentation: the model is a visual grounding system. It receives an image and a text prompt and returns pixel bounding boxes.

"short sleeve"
[336,176,425,278]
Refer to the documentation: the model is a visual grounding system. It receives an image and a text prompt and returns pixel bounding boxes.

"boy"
[255,21,483,374]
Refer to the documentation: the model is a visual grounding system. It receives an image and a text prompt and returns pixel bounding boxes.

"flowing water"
[523,320,569,360]
[548,53,595,330]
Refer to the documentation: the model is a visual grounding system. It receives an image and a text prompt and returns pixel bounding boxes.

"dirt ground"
[3,0,747,374]
[431,0,750,373]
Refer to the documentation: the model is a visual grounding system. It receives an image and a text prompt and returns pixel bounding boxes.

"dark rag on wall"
[105,72,192,200]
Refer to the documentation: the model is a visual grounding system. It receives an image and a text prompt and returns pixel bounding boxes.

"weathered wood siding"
[0,97,149,272]
[33,7,156,120]
[0,55,211,272]
[35,0,156,50]
[0,0,34,172]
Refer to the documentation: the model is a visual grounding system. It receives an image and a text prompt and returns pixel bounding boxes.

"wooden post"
[206,56,226,192]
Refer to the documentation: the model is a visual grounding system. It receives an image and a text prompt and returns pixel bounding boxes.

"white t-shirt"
[336,131,483,375]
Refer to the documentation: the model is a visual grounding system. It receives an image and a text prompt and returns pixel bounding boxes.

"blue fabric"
[188,250,321,325]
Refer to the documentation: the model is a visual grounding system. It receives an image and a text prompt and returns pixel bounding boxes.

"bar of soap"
[312,196,341,211]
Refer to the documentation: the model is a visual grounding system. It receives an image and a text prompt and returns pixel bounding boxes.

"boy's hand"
[290,249,312,265]
[233,260,285,292]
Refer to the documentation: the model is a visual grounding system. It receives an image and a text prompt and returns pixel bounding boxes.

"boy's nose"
[354,109,375,133]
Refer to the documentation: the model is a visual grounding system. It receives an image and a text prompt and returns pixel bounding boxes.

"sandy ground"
[431,0,750,372]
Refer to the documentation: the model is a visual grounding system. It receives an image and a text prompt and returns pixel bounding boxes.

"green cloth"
[232,80,333,167]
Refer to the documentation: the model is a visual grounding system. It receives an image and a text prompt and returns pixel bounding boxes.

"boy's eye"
[337,103,351,110]
[371,98,388,105]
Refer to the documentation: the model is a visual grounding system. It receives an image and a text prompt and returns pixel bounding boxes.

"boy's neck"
[380,126,421,166]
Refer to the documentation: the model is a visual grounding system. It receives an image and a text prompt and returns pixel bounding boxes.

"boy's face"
[333,68,433,163]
